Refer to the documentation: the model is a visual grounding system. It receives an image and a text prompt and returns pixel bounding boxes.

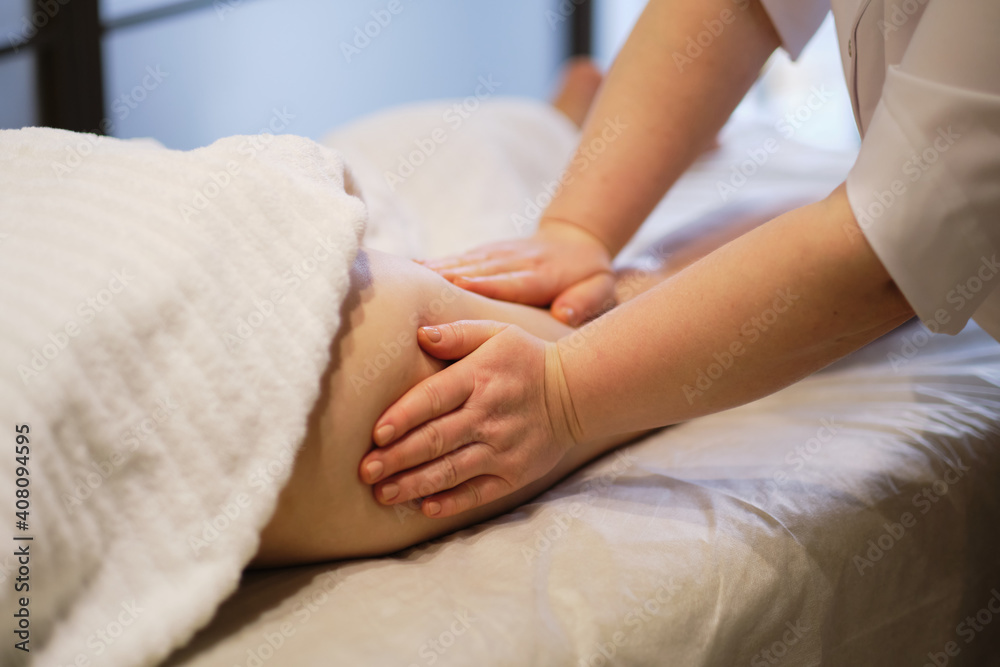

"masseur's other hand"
[421,220,615,326]
[359,321,582,518]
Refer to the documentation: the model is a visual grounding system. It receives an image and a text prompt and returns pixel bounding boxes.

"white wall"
[101,0,568,149]
[592,3,860,152]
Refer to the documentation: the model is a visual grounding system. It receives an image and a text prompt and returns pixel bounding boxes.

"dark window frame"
[1,0,592,133]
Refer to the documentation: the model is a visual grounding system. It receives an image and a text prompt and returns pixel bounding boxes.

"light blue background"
[100,0,568,149]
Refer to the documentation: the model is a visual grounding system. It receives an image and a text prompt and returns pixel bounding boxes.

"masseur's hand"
[359,321,582,518]
[421,220,615,326]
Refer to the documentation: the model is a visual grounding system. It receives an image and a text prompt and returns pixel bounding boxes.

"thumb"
[453,271,551,307]
[551,272,617,326]
[417,320,509,360]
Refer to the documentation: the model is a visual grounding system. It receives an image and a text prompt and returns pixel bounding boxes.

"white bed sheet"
[164,100,1000,667]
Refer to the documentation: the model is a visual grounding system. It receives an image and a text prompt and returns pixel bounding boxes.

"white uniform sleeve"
[846,0,1000,336]
[757,0,830,59]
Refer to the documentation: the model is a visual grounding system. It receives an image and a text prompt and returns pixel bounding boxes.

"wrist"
[542,341,585,451]
[537,216,615,262]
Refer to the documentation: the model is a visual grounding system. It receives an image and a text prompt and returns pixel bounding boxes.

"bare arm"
[426,0,782,321]
[545,0,781,255]
[362,186,915,517]
[561,185,915,440]
[251,251,637,566]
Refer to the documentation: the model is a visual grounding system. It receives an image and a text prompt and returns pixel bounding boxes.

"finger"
[422,249,498,272]
[551,271,618,326]
[452,271,553,306]
[421,475,514,518]
[415,320,508,360]
[371,362,474,447]
[374,442,492,505]
[361,409,477,483]
[435,256,529,280]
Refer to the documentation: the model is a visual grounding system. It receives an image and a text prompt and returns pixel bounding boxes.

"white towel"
[0,127,365,666]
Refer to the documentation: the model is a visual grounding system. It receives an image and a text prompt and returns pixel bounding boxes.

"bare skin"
[252,250,646,567]
[252,60,629,567]
[253,196,788,566]
[253,57,791,566]
[423,0,781,324]
[361,0,917,519]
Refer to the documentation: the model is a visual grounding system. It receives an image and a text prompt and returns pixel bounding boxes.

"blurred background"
[0,0,859,152]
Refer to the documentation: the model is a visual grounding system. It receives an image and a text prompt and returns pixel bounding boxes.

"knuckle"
[421,381,443,415]
[452,321,467,348]
[465,482,483,509]
[438,455,460,488]
[421,422,446,459]
[473,421,497,446]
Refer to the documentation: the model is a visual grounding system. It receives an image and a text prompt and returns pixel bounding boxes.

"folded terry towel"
[0,128,365,666]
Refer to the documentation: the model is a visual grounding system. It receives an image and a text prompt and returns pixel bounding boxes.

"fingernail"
[365,460,384,482]
[425,501,441,516]
[559,306,577,325]
[381,483,399,501]
[375,424,395,445]
[421,326,442,343]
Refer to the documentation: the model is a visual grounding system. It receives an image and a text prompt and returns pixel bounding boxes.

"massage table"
[156,101,1000,667]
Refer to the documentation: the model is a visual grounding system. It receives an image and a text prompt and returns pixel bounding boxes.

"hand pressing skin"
[358,321,583,519]
[421,219,616,327]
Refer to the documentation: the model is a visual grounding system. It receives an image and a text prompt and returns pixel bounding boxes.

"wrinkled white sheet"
[165,100,1000,667]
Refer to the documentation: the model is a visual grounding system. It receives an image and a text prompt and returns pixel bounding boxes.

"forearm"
[615,197,810,302]
[558,185,916,441]
[545,0,780,256]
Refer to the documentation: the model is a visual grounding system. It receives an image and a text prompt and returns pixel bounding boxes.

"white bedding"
[159,101,1000,666]
[166,323,1000,666]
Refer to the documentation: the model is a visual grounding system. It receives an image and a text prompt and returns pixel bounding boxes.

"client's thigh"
[253,249,617,567]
